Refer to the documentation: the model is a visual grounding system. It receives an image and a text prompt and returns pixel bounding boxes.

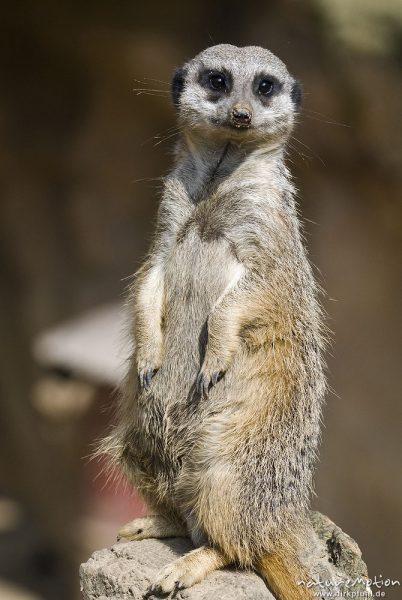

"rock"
[80,512,370,599]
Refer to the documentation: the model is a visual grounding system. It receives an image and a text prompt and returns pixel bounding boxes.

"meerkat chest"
[161,175,273,310]
[165,224,243,312]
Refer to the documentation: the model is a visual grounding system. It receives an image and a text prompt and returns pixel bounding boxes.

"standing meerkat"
[101,44,328,599]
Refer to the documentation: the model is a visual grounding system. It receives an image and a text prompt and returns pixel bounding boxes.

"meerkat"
[101,44,328,599]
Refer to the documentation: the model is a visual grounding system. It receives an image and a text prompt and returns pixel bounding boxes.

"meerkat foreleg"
[196,306,243,394]
[117,515,187,542]
[197,272,262,394]
[145,545,230,598]
[133,259,165,388]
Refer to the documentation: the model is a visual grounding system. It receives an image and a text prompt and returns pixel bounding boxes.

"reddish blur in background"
[0,1,401,599]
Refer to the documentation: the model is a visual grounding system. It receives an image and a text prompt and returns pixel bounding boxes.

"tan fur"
[100,44,327,597]
[257,552,316,600]
[117,515,186,541]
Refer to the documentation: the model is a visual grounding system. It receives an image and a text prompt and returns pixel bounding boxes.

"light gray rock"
[80,512,370,599]
[80,537,272,600]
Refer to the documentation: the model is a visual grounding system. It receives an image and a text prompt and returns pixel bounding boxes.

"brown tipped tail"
[256,552,317,600]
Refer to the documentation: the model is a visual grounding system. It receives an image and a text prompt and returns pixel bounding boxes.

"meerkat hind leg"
[146,545,230,598]
[117,515,187,541]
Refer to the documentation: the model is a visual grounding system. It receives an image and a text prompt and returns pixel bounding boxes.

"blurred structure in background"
[0,1,401,598]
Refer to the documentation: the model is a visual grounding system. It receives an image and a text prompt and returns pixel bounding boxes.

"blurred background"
[0,1,401,599]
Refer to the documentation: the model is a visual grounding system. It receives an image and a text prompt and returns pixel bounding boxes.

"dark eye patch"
[290,79,302,109]
[253,73,282,103]
[199,68,232,100]
[171,67,187,107]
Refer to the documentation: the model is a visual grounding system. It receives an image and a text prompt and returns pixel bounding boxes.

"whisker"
[287,141,312,165]
[303,109,351,128]
[132,88,170,94]
[153,129,182,147]
[130,176,164,185]
[132,93,170,100]
[140,124,184,147]
[142,77,170,87]
[133,77,170,88]
[154,124,184,136]
[291,135,326,167]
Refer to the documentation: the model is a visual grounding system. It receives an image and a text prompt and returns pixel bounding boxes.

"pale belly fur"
[132,230,245,486]
[148,229,244,401]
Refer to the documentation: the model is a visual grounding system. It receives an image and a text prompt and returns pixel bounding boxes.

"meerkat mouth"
[231,122,251,129]
[209,117,252,130]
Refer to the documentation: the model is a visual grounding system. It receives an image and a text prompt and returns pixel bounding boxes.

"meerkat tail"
[256,552,317,600]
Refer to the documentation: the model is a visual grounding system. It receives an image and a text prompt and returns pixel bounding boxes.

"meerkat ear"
[291,79,302,109]
[171,67,186,108]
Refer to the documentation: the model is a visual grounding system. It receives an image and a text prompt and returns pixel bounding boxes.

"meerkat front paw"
[138,364,158,389]
[195,368,225,396]
[196,352,227,396]
[137,347,162,389]
[117,515,186,541]
[145,546,229,599]
[145,558,199,598]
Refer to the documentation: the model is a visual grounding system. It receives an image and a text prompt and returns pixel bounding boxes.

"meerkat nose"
[231,105,252,128]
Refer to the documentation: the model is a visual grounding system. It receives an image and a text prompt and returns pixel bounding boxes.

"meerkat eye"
[209,73,226,91]
[258,79,274,96]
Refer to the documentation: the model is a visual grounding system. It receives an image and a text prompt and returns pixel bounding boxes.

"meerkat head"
[172,44,301,147]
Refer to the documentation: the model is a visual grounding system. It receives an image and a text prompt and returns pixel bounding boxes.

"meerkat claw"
[196,372,209,396]
[145,579,184,599]
[145,368,156,387]
[168,582,185,599]
[196,370,224,395]
[211,371,224,385]
[139,368,157,389]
